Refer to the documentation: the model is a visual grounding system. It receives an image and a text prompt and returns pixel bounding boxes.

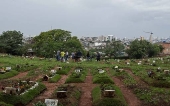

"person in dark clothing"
[86,51,91,61]
[75,50,82,62]
[96,52,100,61]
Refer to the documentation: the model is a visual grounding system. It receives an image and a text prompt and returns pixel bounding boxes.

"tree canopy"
[126,39,163,59]
[32,29,84,58]
[0,30,23,55]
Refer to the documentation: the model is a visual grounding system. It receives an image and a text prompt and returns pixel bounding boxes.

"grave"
[4,87,17,95]
[75,69,81,73]
[43,75,49,81]
[56,86,67,98]
[103,90,115,97]
[164,70,169,74]
[45,99,58,106]
[57,91,67,98]
[5,66,11,71]
[98,69,105,73]
[57,67,62,70]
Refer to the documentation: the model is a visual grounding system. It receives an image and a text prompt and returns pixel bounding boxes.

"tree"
[104,40,125,58]
[32,29,84,58]
[0,30,23,55]
[126,39,162,59]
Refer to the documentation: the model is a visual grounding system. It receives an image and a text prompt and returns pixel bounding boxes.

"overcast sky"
[0,0,170,39]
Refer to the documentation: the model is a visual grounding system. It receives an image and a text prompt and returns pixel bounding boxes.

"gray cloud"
[0,0,169,39]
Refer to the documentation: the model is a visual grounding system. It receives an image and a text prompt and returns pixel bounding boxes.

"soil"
[75,72,98,106]
[113,77,141,106]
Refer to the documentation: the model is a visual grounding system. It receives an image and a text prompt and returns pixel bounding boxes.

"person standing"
[86,51,90,61]
[65,51,69,61]
[60,51,65,62]
[96,52,100,61]
[56,50,60,61]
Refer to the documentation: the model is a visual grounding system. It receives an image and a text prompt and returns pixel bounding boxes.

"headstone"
[57,67,62,70]
[5,67,11,71]
[104,90,115,97]
[57,91,67,98]
[4,87,17,95]
[164,70,169,74]
[98,69,104,73]
[75,69,80,73]
[45,99,58,106]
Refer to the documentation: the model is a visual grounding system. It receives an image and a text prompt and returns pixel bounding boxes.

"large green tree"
[126,39,163,59]
[104,40,125,58]
[0,30,23,55]
[32,29,84,58]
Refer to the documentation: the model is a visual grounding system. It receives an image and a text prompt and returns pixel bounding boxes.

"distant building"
[160,43,170,55]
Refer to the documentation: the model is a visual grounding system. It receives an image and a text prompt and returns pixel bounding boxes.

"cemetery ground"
[1,54,170,106]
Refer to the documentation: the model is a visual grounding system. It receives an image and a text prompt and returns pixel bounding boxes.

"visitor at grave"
[86,51,91,61]
[60,51,65,62]
[71,52,75,62]
[96,52,101,61]
[65,51,69,61]
[76,50,82,61]
[56,50,60,61]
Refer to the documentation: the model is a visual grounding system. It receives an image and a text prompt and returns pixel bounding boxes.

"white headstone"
[45,99,58,106]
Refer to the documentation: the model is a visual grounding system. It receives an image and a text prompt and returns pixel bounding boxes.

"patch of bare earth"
[75,73,97,106]
[106,68,142,106]
[9,71,28,80]
[113,77,141,106]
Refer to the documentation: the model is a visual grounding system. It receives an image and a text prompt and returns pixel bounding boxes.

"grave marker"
[45,99,58,106]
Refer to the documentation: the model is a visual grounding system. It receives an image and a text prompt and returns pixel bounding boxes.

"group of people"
[56,50,69,62]
[56,50,101,62]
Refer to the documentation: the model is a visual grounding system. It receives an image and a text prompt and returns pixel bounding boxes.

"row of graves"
[91,68,126,105]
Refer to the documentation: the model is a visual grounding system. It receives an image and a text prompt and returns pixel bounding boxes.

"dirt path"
[113,77,141,106]
[106,68,142,106]
[76,73,97,106]
[8,71,28,80]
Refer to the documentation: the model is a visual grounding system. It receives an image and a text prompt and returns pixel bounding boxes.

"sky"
[0,0,170,39]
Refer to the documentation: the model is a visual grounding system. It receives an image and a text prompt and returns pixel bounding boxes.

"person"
[65,51,69,61]
[71,52,75,62]
[75,50,82,62]
[60,51,65,62]
[96,52,100,61]
[86,51,91,61]
[56,50,60,61]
